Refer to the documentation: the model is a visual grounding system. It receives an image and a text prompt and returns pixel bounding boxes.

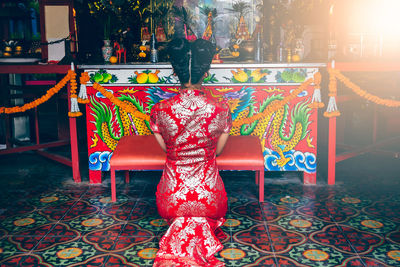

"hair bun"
[166,38,191,84]
[190,39,216,84]
[167,38,216,85]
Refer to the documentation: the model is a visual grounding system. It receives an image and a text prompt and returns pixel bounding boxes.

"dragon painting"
[90,86,312,168]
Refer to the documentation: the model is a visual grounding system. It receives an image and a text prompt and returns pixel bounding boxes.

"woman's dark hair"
[167,38,216,85]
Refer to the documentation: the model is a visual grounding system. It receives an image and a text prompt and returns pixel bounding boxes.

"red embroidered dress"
[150,89,232,266]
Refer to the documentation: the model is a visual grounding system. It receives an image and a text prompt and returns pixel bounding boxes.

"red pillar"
[328,117,336,185]
[67,82,81,183]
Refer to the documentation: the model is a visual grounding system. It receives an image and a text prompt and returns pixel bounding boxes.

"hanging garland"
[0,70,74,115]
[68,70,82,117]
[92,82,150,121]
[324,68,340,118]
[332,68,400,108]
[308,71,325,109]
[78,72,90,104]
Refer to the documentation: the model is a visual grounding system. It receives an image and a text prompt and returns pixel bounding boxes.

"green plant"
[84,0,152,40]
[152,0,174,35]
[226,0,251,20]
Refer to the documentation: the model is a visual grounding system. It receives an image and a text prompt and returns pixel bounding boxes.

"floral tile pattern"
[0,151,399,266]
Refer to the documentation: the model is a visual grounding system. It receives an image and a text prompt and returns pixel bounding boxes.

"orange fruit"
[148,72,159,83]
[136,73,148,84]
[292,54,301,62]
[109,56,118,64]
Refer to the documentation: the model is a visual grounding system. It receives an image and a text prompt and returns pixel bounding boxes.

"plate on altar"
[0,57,41,63]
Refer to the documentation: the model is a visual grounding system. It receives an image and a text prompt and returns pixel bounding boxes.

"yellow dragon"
[230,94,311,167]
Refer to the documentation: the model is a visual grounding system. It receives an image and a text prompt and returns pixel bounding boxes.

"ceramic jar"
[102,40,113,62]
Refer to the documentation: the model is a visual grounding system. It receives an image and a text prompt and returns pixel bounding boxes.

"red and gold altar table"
[79,63,325,184]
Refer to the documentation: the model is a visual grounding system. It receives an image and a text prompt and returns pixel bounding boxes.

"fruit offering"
[139,41,147,58]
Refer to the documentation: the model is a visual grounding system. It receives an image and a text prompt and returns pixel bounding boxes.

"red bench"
[110,135,265,202]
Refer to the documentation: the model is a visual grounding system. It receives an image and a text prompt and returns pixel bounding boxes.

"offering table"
[79,63,325,184]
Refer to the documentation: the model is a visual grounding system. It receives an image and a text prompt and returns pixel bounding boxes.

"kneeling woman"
[150,38,232,266]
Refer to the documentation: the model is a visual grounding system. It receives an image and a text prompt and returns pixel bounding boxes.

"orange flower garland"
[309,72,325,109]
[78,72,90,104]
[332,68,400,108]
[232,78,313,127]
[0,71,73,115]
[68,70,82,117]
[324,68,341,118]
[92,82,150,121]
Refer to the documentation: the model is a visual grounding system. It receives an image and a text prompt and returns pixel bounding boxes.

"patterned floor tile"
[364,241,400,266]
[331,194,373,209]
[27,192,73,209]
[0,253,53,267]
[386,226,400,245]
[0,212,50,234]
[83,223,154,252]
[0,238,24,261]
[0,202,35,221]
[217,242,264,266]
[267,224,307,254]
[335,224,384,255]
[281,241,353,266]
[39,200,99,222]
[363,200,400,223]
[40,240,100,266]
[232,200,292,223]
[309,224,358,255]
[102,200,157,222]
[272,214,329,235]
[1,142,400,266]
[8,222,81,252]
[69,253,140,267]
[345,214,397,235]
[222,213,259,234]
[66,213,121,234]
[122,241,159,267]
[297,200,359,223]
[233,223,273,253]
[266,193,311,209]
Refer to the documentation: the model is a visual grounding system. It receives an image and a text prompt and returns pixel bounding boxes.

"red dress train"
[149,89,232,266]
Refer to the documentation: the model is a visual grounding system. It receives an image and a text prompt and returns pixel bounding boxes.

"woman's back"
[151,38,230,266]
[150,89,231,219]
[152,89,231,165]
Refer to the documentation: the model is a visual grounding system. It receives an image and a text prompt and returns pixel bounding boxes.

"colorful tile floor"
[0,148,400,266]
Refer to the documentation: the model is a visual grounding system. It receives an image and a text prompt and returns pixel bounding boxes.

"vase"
[294,38,305,60]
[102,40,113,62]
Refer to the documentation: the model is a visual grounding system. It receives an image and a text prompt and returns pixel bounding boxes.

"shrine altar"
[79,63,325,184]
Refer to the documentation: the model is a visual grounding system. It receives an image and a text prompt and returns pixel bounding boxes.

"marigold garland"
[309,72,325,109]
[92,82,150,121]
[232,78,313,127]
[332,68,400,108]
[68,70,82,117]
[78,72,90,104]
[323,68,341,118]
[0,70,73,115]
